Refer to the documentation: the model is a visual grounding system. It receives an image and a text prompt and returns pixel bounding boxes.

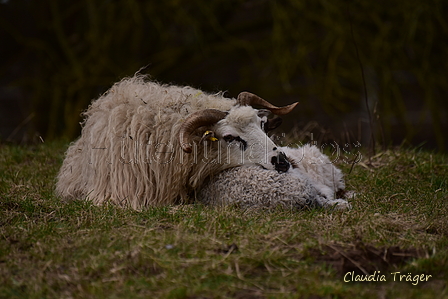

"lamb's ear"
[263,117,283,133]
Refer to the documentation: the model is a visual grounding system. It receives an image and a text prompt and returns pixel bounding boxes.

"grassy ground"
[0,141,447,298]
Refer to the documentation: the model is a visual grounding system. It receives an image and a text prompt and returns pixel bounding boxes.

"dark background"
[1,0,447,151]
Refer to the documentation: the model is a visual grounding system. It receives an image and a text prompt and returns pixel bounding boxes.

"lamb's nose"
[271,152,290,173]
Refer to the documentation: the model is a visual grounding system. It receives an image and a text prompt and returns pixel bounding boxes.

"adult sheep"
[56,75,298,209]
[197,144,351,210]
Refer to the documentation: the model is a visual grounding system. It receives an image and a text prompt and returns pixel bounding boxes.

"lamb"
[55,75,298,209]
[281,144,346,201]
[197,144,351,210]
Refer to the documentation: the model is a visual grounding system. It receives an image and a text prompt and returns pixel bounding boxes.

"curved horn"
[179,109,227,153]
[237,91,298,115]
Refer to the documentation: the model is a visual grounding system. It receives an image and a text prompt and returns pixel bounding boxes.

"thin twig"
[348,5,376,158]
[348,151,361,175]
[6,113,35,141]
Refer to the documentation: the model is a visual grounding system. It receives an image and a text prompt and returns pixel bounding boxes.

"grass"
[0,141,447,298]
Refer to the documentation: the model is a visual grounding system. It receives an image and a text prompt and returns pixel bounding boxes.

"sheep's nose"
[271,152,290,173]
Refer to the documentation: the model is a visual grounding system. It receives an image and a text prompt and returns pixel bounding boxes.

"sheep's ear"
[264,117,283,133]
[257,109,271,118]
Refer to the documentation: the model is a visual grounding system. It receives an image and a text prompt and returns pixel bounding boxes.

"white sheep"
[56,75,298,209]
[197,144,351,210]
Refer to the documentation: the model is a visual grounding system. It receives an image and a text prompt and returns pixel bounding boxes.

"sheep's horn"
[179,109,227,153]
[237,91,298,115]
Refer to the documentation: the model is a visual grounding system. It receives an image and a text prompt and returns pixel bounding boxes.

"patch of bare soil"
[312,241,427,276]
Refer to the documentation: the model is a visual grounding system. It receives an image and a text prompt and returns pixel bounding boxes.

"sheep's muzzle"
[271,152,290,173]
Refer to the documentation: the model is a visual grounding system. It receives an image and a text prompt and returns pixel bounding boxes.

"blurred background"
[1,0,447,151]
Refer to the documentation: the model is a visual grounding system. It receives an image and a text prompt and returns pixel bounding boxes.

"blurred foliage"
[0,0,447,149]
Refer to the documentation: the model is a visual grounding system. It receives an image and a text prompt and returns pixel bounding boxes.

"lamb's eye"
[223,135,235,142]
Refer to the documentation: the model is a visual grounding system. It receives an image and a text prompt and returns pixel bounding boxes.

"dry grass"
[0,141,447,298]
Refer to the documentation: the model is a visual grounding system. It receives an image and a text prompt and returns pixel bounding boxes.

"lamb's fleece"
[197,145,351,210]
[281,144,345,200]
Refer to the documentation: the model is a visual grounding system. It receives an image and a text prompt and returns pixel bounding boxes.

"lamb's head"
[179,92,298,173]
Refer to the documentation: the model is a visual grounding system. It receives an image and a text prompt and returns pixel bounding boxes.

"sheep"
[197,144,351,210]
[55,75,298,209]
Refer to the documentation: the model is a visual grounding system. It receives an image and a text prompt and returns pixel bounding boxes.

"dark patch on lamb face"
[223,134,248,151]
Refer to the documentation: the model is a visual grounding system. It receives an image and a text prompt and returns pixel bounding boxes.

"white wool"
[56,76,236,209]
[56,75,285,209]
[222,106,258,128]
[281,144,345,200]
[197,145,351,210]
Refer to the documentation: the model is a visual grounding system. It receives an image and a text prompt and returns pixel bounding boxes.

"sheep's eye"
[223,135,247,151]
[223,135,235,142]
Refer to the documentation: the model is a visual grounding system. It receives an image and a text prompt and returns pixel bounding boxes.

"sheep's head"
[179,92,298,173]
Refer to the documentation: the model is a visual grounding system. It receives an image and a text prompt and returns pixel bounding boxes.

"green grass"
[0,141,447,298]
